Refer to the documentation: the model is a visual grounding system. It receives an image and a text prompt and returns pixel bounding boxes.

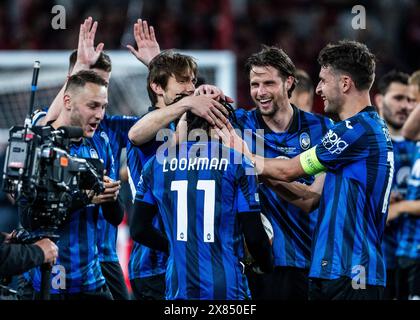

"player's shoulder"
[299,108,334,128]
[234,107,258,127]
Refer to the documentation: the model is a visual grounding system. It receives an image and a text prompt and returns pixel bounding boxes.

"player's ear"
[285,75,294,91]
[374,93,384,110]
[150,82,164,96]
[341,75,352,93]
[63,94,71,110]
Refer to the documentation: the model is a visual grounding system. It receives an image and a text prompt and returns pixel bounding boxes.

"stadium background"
[0,0,419,292]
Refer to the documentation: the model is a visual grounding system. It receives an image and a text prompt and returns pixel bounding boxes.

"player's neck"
[338,92,372,120]
[262,102,294,133]
[387,124,402,137]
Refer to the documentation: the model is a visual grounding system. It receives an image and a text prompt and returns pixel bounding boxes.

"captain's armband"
[299,146,326,176]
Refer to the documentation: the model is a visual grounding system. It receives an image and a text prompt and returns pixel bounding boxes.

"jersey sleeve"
[235,155,261,213]
[103,115,139,146]
[313,119,369,171]
[134,157,156,205]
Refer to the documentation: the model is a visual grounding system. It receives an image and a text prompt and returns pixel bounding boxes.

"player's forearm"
[101,196,125,226]
[252,156,298,183]
[262,177,321,213]
[392,200,420,218]
[402,106,420,141]
[128,102,187,145]
[41,85,66,125]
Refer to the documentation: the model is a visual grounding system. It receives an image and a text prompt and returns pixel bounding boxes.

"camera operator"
[0,233,58,277]
[27,70,123,300]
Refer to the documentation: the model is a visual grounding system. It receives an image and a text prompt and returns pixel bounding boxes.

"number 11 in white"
[171,180,216,243]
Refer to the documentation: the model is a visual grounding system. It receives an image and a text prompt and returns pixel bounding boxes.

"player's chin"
[83,128,95,138]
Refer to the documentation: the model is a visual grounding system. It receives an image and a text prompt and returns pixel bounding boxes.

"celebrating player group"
[17,16,420,300]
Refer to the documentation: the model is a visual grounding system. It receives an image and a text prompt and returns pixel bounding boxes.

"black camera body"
[2,124,105,233]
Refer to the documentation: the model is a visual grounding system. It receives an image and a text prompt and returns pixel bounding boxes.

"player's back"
[144,141,257,300]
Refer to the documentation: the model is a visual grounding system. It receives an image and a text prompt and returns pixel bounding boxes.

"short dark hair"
[68,50,112,73]
[65,70,108,93]
[377,70,409,95]
[147,50,198,105]
[245,45,297,98]
[318,40,376,91]
[294,69,313,93]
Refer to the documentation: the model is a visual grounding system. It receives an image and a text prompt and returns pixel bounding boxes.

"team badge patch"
[100,131,109,144]
[299,132,311,150]
[90,148,99,159]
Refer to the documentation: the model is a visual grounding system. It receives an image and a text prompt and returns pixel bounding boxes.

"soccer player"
[374,70,416,299]
[130,107,273,300]
[390,70,420,300]
[35,17,131,300]
[290,69,314,113]
[232,46,333,300]
[31,71,123,299]
[217,40,393,300]
[126,51,200,300]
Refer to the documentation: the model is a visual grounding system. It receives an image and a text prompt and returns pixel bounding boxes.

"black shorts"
[308,277,384,300]
[397,258,420,300]
[246,266,309,300]
[36,284,113,300]
[100,261,129,300]
[130,273,165,300]
[384,268,397,300]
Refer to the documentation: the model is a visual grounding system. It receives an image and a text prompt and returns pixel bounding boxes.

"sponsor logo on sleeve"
[321,129,349,155]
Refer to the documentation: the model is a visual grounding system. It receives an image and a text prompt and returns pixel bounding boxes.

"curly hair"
[318,40,376,91]
[245,45,297,98]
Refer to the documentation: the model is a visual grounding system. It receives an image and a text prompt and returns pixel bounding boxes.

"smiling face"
[162,70,196,105]
[65,83,108,137]
[249,65,290,117]
[315,65,345,114]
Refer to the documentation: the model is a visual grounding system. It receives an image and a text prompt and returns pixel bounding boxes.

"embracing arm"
[261,173,325,213]
[130,200,169,253]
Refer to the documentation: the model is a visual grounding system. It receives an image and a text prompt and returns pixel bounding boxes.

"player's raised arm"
[43,17,104,125]
[128,94,228,146]
[126,19,160,67]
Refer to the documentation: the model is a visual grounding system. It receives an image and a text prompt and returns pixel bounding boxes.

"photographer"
[0,233,58,277]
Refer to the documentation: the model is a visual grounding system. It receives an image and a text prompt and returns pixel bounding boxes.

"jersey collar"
[256,103,300,134]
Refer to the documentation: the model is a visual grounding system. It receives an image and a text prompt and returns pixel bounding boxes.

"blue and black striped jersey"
[127,137,169,279]
[136,141,260,300]
[382,137,416,269]
[310,106,394,286]
[235,106,333,269]
[396,142,420,260]
[32,135,116,293]
[95,114,139,262]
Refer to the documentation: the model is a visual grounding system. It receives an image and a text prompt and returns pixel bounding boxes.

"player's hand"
[195,85,234,103]
[180,95,228,128]
[214,121,251,157]
[386,201,402,223]
[127,19,160,66]
[34,238,59,265]
[92,176,121,204]
[72,17,104,74]
[389,191,403,204]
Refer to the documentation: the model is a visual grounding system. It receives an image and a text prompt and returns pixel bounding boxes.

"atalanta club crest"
[90,148,99,159]
[299,132,311,150]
